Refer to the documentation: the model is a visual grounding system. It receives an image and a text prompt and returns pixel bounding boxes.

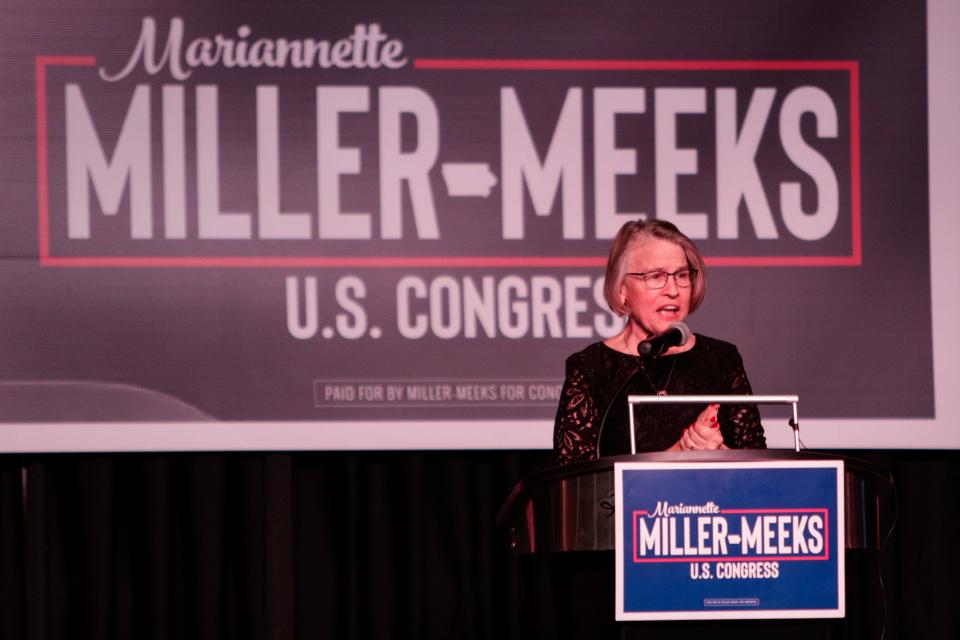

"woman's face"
[619,237,691,339]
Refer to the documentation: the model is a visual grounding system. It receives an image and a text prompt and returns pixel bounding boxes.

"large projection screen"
[1,0,957,452]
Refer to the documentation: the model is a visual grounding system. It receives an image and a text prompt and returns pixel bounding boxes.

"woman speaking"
[553,219,767,464]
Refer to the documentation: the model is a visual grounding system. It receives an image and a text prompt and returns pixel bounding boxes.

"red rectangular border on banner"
[630,507,831,563]
[36,57,861,268]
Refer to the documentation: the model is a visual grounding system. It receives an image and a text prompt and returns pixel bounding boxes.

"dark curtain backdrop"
[1,450,958,640]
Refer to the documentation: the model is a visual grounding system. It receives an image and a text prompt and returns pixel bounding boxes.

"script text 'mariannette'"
[99,18,407,82]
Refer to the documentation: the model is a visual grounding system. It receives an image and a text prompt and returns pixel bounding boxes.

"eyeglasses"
[625,268,698,290]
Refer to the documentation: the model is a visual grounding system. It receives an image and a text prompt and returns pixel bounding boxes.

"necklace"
[640,356,678,396]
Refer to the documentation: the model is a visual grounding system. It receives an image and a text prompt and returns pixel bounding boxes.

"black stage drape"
[1,450,958,640]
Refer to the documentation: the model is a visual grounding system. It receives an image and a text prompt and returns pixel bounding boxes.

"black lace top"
[553,335,767,464]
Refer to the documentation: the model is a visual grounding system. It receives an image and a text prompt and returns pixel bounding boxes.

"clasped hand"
[678,403,727,451]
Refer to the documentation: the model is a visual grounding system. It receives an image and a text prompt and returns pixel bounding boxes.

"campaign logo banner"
[614,460,844,620]
[0,1,934,450]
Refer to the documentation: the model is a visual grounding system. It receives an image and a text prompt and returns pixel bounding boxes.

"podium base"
[518,550,883,640]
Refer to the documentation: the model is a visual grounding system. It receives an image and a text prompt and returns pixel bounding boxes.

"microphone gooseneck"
[595,362,643,458]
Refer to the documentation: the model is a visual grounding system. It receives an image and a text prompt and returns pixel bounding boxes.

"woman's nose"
[663,275,680,295]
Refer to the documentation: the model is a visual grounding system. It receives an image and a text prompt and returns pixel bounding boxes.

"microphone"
[638,322,691,358]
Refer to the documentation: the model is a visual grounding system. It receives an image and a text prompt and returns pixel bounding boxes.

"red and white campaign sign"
[1,0,958,451]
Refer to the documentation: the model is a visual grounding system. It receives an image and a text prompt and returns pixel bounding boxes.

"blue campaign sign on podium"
[614,460,845,620]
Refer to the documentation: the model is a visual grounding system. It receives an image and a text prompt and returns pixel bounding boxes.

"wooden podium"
[498,450,892,639]
[498,450,888,554]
